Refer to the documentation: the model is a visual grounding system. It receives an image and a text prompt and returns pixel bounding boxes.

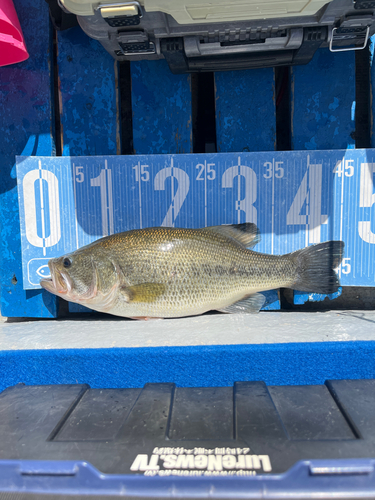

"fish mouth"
[40,261,72,296]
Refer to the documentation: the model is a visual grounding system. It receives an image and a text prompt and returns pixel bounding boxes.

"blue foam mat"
[1,341,375,392]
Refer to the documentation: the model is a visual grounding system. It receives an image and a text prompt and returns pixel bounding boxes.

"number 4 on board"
[286,157,328,244]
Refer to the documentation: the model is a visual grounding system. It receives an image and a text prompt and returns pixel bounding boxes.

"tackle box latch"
[96,1,142,27]
[329,13,373,52]
[116,31,155,55]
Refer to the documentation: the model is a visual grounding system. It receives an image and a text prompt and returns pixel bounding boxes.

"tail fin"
[291,241,344,294]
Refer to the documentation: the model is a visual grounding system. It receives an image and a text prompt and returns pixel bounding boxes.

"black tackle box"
[48,0,375,72]
[1,379,375,498]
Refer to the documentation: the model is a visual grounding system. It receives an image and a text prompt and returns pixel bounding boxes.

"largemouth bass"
[40,224,344,319]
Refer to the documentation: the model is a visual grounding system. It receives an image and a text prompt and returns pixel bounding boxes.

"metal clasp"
[329,25,369,52]
[96,1,143,19]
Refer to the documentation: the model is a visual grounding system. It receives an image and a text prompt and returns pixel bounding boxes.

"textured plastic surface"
[291,49,355,151]
[131,60,192,154]
[1,380,375,480]
[73,0,375,71]
[62,0,333,21]
[215,69,276,153]
[0,0,58,318]
[57,27,120,157]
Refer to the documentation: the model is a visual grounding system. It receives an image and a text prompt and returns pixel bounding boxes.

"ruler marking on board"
[237,156,241,225]
[339,159,345,279]
[106,160,114,235]
[73,162,80,251]
[138,161,143,229]
[38,160,46,257]
[204,159,207,228]
[271,157,275,255]
[16,151,375,290]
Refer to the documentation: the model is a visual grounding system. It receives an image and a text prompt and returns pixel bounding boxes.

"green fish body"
[40,224,344,319]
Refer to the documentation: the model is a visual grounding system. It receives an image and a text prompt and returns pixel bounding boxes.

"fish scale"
[40,225,344,319]
[107,229,284,318]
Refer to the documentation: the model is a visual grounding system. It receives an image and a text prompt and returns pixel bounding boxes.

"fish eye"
[63,257,72,268]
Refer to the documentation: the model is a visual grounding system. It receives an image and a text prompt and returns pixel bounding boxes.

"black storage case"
[1,380,375,498]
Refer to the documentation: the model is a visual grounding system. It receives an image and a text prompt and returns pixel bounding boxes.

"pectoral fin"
[120,283,166,303]
[205,223,260,249]
[218,293,265,314]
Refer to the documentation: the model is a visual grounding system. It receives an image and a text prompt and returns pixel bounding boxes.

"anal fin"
[218,293,265,314]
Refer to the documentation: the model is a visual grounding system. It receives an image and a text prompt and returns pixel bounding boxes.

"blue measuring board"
[16,150,375,291]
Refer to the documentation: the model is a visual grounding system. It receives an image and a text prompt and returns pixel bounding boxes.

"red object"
[0,0,29,66]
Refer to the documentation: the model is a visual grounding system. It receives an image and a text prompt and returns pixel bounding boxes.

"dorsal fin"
[204,223,260,249]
